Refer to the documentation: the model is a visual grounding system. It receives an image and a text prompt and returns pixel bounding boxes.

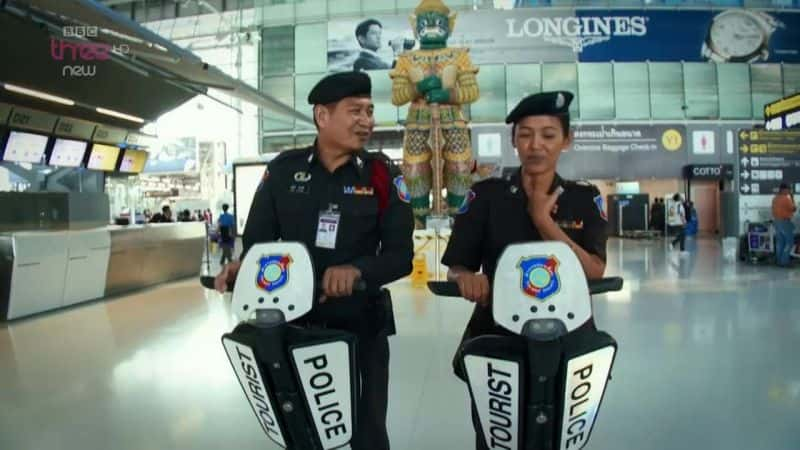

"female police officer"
[440,91,608,450]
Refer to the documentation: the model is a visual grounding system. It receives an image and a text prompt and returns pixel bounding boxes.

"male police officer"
[215,71,414,450]
[440,91,608,450]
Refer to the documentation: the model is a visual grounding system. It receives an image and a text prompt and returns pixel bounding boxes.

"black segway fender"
[460,336,526,450]
[220,242,359,450]
[451,242,622,450]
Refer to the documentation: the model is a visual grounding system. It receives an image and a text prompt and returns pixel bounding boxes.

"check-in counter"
[105,223,205,296]
[0,223,205,321]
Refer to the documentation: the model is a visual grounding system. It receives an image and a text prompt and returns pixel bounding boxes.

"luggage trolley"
[743,221,775,263]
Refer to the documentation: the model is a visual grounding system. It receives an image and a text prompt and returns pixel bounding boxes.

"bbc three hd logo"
[52,26,131,78]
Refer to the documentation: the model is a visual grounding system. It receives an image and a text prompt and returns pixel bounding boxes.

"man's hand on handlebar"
[215,260,241,293]
[319,265,362,303]
[453,272,491,306]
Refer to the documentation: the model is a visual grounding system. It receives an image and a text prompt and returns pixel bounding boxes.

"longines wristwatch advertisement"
[327,8,800,69]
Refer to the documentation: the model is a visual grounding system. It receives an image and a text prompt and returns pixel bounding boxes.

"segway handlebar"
[428,276,624,297]
[200,275,367,293]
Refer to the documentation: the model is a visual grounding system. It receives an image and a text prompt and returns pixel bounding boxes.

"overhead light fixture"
[3,83,75,106]
[96,107,145,123]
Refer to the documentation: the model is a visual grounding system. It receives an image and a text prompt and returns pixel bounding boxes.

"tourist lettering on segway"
[215,71,414,450]
[440,91,610,450]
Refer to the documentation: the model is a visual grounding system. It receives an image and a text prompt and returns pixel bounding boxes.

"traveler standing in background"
[772,184,797,267]
[668,193,688,255]
[216,204,235,266]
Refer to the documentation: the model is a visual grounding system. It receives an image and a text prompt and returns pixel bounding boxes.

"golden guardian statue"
[390,0,480,224]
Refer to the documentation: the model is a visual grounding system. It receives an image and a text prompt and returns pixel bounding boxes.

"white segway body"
[221,242,358,450]
[459,242,618,450]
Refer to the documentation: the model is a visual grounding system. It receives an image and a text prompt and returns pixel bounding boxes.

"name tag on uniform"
[316,210,340,249]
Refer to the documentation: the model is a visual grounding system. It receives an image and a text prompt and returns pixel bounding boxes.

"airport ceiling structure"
[0,0,308,132]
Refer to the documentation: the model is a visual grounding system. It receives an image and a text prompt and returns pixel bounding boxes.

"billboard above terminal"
[328,9,800,70]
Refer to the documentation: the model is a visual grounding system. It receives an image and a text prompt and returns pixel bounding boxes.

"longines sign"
[506,15,648,52]
[327,9,800,70]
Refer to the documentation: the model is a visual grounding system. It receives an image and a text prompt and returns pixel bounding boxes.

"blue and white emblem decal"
[394,175,410,203]
[519,256,560,301]
[457,190,476,214]
[256,254,292,292]
[593,195,608,221]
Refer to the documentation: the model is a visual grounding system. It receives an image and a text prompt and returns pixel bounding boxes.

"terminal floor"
[1,237,799,450]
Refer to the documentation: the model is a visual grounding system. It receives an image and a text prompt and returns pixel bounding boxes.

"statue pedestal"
[425,214,451,281]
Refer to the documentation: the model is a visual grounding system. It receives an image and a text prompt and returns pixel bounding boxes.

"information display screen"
[119,149,149,173]
[49,138,88,167]
[2,131,48,163]
[87,144,121,171]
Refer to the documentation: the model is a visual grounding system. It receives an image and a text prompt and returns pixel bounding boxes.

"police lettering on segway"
[214,71,414,450]
[439,91,618,450]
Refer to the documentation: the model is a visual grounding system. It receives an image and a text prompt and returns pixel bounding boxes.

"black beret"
[505,91,573,124]
[307,71,372,105]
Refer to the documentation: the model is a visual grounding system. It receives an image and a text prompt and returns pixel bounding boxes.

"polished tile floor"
[1,237,799,450]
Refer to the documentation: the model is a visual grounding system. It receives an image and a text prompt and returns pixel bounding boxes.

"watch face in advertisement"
[709,11,764,59]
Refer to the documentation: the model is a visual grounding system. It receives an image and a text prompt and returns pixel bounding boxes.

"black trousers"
[351,334,390,450]
[670,225,686,251]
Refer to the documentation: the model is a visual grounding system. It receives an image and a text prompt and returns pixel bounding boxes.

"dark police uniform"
[241,72,414,450]
[440,91,609,450]
[441,170,608,341]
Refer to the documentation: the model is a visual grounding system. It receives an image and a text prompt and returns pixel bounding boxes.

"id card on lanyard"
[315,204,340,250]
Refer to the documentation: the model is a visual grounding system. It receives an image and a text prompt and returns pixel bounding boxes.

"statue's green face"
[416,12,450,48]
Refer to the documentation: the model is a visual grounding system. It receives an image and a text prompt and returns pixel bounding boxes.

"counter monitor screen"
[49,138,88,167]
[119,149,149,173]
[2,131,49,163]
[87,144,120,171]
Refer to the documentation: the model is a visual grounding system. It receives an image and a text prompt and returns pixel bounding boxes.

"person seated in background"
[217,204,235,266]
[149,205,173,223]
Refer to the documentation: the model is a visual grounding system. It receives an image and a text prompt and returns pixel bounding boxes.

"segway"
[202,242,365,450]
[429,241,622,450]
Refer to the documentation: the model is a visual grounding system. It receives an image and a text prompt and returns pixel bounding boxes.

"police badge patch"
[394,175,411,203]
[593,195,608,221]
[256,254,292,292]
[519,256,560,301]
[457,190,476,214]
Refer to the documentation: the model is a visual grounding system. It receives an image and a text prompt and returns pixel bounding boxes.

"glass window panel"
[783,64,800,96]
[329,0,361,16]
[295,0,327,22]
[542,63,578,117]
[614,63,649,119]
[506,64,541,116]
[261,26,295,76]
[648,62,684,119]
[259,0,295,26]
[260,76,295,131]
[371,70,399,126]
[295,23,327,74]
[177,0,200,17]
[295,134,317,148]
[295,73,328,129]
[470,65,506,123]
[261,135,297,154]
[751,64,783,119]
[363,0,396,15]
[162,2,176,19]
[133,1,147,22]
[397,0,421,12]
[683,63,718,119]
[577,63,614,119]
[717,63,751,119]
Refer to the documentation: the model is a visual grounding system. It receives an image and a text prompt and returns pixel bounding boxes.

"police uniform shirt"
[242,144,414,296]
[441,169,608,338]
